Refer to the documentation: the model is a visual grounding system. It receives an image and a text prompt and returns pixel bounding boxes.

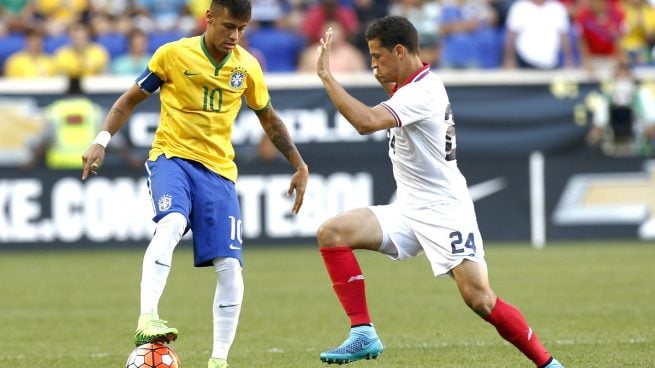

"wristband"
[92,131,111,148]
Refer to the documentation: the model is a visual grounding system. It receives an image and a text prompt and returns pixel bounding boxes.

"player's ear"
[393,45,404,58]
[206,9,213,24]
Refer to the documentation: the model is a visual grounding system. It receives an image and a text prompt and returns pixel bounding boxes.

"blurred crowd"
[2,0,655,166]
[1,0,655,79]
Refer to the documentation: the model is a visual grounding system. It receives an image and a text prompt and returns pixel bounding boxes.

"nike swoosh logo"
[155,260,170,268]
[229,244,242,250]
[468,177,507,202]
[218,303,240,308]
[347,275,364,283]
[184,70,200,76]
[387,177,507,204]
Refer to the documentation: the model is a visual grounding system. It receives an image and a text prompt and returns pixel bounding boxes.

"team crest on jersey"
[229,67,246,89]
[158,194,172,212]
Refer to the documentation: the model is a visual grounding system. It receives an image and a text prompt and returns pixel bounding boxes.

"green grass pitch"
[0,241,654,367]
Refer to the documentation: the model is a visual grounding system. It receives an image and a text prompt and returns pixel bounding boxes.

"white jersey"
[379,65,474,210]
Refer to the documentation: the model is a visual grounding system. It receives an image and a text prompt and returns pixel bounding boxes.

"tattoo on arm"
[110,107,125,118]
[265,117,295,162]
[257,106,305,168]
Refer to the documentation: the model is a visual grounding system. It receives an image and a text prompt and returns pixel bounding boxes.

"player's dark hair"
[365,16,419,54]
[211,0,252,21]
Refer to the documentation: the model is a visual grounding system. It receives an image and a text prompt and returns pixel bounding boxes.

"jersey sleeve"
[380,83,437,127]
[135,44,171,94]
[243,57,270,111]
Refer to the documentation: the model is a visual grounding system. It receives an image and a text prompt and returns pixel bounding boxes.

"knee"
[213,257,242,273]
[157,212,187,239]
[462,289,496,318]
[316,218,342,248]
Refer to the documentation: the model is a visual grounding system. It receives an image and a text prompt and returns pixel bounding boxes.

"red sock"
[320,246,371,326]
[485,298,551,367]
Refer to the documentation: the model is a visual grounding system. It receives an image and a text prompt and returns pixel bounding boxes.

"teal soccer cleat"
[544,358,564,368]
[320,325,384,364]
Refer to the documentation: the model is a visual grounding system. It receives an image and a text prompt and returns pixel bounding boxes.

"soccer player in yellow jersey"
[81,1,309,367]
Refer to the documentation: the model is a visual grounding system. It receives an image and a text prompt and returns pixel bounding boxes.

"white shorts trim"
[369,202,487,277]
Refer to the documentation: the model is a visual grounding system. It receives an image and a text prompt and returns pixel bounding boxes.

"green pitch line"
[0,241,653,367]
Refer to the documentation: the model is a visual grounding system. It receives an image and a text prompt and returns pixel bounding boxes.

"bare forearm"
[102,99,135,135]
[560,33,575,66]
[102,84,149,136]
[502,32,517,67]
[320,74,376,134]
[262,116,306,170]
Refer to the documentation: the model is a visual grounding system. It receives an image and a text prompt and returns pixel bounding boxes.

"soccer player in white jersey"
[314,16,564,368]
[81,1,308,367]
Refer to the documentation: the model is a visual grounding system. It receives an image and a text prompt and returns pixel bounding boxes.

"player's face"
[367,39,400,83]
[205,6,249,58]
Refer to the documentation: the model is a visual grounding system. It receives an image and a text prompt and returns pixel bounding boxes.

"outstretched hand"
[316,27,333,79]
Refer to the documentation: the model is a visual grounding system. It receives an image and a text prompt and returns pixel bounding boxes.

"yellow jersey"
[143,35,270,183]
[620,4,655,51]
[4,51,55,78]
[54,44,110,77]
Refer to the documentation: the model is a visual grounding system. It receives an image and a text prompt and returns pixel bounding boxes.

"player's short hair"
[365,16,419,55]
[211,0,252,21]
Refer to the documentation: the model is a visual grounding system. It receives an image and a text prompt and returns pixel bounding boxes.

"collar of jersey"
[391,63,430,95]
[200,34,232,76]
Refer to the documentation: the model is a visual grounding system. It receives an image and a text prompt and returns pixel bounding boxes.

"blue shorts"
[146,155,243,267]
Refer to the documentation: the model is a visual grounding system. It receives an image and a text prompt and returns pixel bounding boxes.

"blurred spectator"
[238,36,267,70]
[92,14,130,59]
[88,0,138,36]
[33,0,89,36]
[558,0,580,18]
[53,23,110,77]
[3,26,55,78]
[389,0,442,67]
[133,0,196,35]
[298,22,368,73]
[298,21,366,73]
[487,0,517,28]
[187,0,209,20]
[89,0,135,19]
[587,61,655,156]
[283,0,309,32]
[574,0,624,77]
[23,78,102,170]
[111,29,151,75]
[0,0,34,33]
[0,23,25,73]
[301,0,360,44]
[251,0,290,22]
[439,0,499,69]
[247,13,306,72]
[502,0,575,69]
[0,98,44,167]
[22,78,142,170]
[351,0,389,55]
[619,0,655,66]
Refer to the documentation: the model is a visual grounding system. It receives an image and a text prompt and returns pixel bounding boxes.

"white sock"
[211,257,244,360]
[140,212,187,317]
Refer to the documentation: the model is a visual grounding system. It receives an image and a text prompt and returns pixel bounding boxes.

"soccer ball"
[125,343,181,368]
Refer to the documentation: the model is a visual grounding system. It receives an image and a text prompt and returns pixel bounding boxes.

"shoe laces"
[138,319,169,331]
[328,335,375,354]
